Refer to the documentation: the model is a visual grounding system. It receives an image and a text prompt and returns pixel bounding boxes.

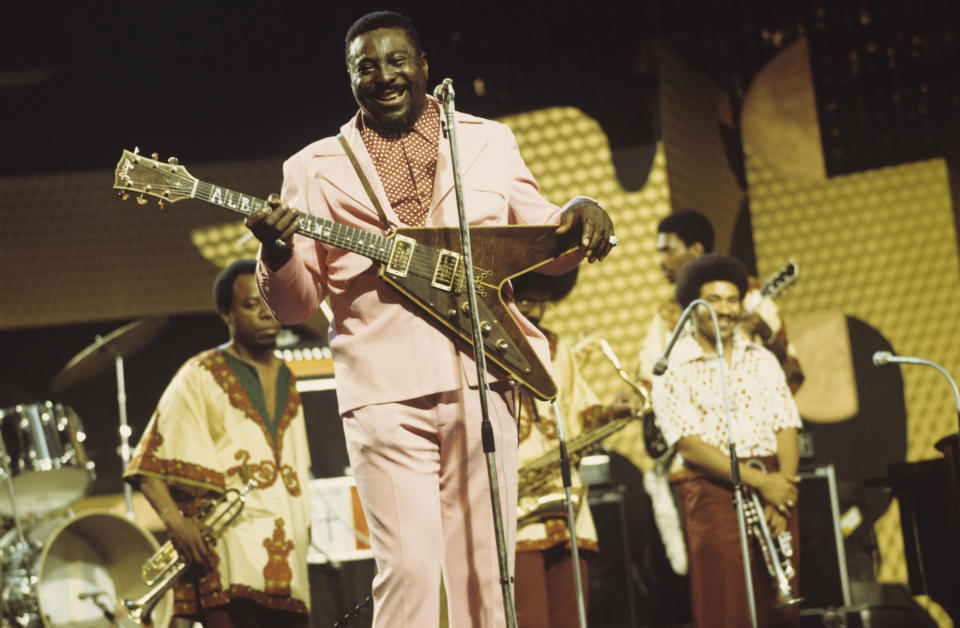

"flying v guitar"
[113,148,584,400]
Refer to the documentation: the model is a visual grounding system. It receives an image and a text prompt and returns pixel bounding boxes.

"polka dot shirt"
[359,99,441,227]
[651,334,802,460]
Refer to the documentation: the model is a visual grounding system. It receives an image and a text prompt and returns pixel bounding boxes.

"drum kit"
[0,319,172,627]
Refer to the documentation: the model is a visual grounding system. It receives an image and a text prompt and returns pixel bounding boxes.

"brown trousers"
[515,546,589,628]
[201,599,308,628]
[674,456,800,628]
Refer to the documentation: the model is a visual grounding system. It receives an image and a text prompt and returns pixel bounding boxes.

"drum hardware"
[0,402,95,518]
[0,511,172,628]
[49,317,168,517]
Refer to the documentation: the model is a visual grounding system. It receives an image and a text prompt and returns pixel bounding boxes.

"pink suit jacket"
[257,100,576,414]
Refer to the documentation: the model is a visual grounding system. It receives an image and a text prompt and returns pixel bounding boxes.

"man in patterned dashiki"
[125,258,311,627]
[651,253,801,628]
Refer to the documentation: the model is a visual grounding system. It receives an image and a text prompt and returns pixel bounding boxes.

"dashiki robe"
[125,348,312,618]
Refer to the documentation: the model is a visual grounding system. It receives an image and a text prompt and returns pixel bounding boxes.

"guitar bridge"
[385,235,416,277]
[431,250,461,292]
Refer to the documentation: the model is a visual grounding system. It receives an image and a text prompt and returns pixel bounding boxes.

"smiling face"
[347,27,429,132]
[693,280,742,346]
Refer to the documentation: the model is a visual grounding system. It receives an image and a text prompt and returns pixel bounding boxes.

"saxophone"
[516,339,650,526]
[123,480,257,625]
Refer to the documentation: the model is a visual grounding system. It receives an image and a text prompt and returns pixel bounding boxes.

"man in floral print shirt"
[652,254,801,628]
[125,259,311,627]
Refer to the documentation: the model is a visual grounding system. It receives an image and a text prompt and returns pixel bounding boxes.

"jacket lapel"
[430,113,489,218]
[310,114,400,227]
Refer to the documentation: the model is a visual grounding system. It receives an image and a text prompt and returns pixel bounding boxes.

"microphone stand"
[434,78,518,628]
[656,299,758,628]
[873,351,960,519]
[549,400,588,628]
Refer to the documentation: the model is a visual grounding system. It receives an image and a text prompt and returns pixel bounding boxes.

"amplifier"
[798,464,852,608]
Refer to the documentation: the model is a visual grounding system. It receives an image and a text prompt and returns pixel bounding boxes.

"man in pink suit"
[245,11,615,627]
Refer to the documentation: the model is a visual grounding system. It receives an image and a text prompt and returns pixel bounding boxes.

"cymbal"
[50,317,169,393]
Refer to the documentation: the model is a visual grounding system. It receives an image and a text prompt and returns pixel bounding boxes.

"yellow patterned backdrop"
[746,150,960,626]
[187,104,960,624]
[498,108,672,467]
[501,106,960,626]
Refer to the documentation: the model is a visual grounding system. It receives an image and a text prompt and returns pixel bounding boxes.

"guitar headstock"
[760,258,799,300]
[113,148,196,207]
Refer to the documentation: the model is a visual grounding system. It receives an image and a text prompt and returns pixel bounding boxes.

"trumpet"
[743,460,802,608]
[123,479,258,625]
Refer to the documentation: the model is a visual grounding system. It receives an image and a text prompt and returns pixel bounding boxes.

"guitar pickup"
[385,235,416,277]
[431,249,461,292]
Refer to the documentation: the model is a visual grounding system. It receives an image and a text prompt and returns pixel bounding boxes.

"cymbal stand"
[111,348,134,518]
[0,436,38,625]
[0,438,27,551]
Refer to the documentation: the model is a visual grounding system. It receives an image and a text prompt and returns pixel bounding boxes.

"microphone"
[433,78,454,102]
[872,351,892,366]
[653,299,703,376]
[873,350,960,417]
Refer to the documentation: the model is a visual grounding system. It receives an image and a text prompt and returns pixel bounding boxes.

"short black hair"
[675,253,748,308]
[512,267,580,302]
[213,258,257,314]
[658,210,715,252]
[345,11,422,66]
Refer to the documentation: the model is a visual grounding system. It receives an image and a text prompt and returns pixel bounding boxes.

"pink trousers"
[343,380,518,628]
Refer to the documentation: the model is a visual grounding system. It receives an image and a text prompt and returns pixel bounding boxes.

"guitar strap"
[337,133,394,230]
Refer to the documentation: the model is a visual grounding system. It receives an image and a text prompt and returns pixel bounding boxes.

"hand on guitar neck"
[245,193,302,271]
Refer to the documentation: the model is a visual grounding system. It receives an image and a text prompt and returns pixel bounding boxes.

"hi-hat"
[49,318,169,393]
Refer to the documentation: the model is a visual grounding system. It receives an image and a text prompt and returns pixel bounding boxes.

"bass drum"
[31,511,173,627]
[0,402,95,517]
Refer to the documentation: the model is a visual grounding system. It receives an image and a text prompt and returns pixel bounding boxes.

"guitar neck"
[192,180,392,263]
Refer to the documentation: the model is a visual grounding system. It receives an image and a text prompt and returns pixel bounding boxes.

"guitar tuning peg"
[167,156,179,165]
[133,146,140,155]
[158,199,165,210]
[117,191,130,200]
[151,152,159,161]
[136,194,148,205]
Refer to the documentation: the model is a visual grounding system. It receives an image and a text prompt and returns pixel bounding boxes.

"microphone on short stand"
[873,351,960,422]
[79,590,116,623]
[874,350,960,527]
[653,299,702,376]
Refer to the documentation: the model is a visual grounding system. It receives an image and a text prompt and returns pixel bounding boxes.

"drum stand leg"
[0,441,40,626]
[114,354,134,518]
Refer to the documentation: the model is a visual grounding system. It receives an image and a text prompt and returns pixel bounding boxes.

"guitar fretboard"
[192,181,393,264]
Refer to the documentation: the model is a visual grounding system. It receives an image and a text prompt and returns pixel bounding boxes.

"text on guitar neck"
[113,148,584,400]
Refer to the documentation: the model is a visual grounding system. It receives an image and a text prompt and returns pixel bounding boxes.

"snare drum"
[0,402,96,517]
